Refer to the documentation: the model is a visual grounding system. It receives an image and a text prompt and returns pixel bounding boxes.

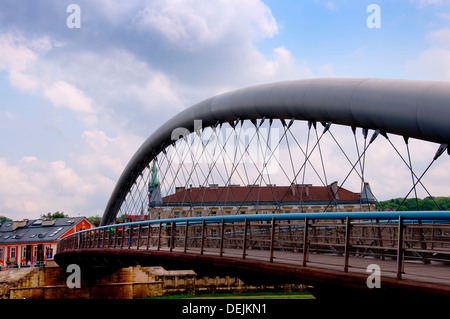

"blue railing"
[81,211,450,234]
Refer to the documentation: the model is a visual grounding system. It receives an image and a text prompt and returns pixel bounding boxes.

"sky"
[0,0,449,220]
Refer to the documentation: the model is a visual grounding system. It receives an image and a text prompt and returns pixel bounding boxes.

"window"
[49,227,64,237]
[11,247,16,259]
[0,247,3,261]
[195,211,202,217]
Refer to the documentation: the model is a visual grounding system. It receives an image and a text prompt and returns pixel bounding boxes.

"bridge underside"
[54,248,450,302]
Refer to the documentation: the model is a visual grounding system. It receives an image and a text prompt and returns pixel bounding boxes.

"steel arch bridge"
[56,78,450,301]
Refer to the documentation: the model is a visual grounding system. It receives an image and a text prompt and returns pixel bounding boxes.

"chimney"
[330,181,339,199]
[42,219,56,226]
[175,186,185,193]
[298,184,311,197]
[291,183,296,196]
[12,220,27,231]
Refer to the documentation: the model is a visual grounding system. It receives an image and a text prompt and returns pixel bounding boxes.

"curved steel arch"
[100,78,450,225]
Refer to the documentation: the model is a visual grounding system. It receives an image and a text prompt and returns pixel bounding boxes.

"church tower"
[148,160,163,207]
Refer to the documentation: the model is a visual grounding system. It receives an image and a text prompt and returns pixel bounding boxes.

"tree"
[0,216,12,224]
[88,215,101,227]
[41,211,68,219]
[89,216,101,223]
[376,196,450,211]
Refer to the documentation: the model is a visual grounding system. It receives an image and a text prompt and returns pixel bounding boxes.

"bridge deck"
[131,245,450,287]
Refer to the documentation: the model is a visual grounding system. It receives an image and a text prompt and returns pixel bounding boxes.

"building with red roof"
[0,217,95,269]
[128,181,377,221]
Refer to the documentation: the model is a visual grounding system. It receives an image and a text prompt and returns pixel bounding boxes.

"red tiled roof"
[162,184,360,205]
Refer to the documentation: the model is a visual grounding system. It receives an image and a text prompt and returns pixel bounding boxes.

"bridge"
[54,78,450,301]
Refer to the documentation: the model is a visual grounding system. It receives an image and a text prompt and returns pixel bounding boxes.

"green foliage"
[0,216,12,223]
[41,211,68,219]
[89,216,101,222]
[88,216,101,226]
[376,197,450,211]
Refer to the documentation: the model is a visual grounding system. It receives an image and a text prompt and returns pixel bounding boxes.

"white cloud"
[414,48,450,79]
[0,33,37,72]
[9,70,39,92]
[122,0,314,94]
[0,127,145,220]
[0,33,99,126]
[407,27,450,80]
[319,63,336,77]
[78,130,144,178]
[0,1,311,127]
[0,30,183,133]
[44,80,97,125]
[44,81,94,114]
[412,0,448,8]
[41,49,185,134]
[132,0,278,50]
[435,12,450,20]
[227,45,314,88]
[5,111,16,120]
[325,1,339,11]
[0,1,359,221]
[428,27,450,47]
[0,33,41,93]
[0,33,61,93]
[408,48,450,80]
[0,157,100,219]
[264,46,298,77]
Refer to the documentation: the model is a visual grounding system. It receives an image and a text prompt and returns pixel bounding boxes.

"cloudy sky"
[0,0,449,220]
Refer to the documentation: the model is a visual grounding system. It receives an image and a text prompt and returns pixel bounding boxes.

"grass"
[145,291,315,299]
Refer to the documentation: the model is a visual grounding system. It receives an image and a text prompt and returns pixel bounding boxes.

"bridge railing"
[57,211,450,280]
